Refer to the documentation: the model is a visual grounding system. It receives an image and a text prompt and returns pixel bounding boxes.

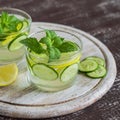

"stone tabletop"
[0,0,120,120]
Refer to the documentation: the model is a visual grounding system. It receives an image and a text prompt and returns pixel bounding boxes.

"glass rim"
[27,30,82,61]
[0,7,32,36]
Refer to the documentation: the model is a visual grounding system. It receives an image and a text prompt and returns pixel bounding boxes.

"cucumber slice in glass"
[21,20,28,30]
[60,63,78,82]
[8,34,27,51]
[32,63,58,81]
[86,56,105,66]
[86,65,107,78]
[79,59,98,72]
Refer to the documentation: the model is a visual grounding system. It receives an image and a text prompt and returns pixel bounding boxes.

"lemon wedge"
[0,63,18,86]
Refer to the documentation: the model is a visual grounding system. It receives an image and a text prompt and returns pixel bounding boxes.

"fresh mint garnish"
[20,30,79,62]
[20,37,44,54]
[0,11,22,33]
[59,41,78,52]
[39,30,63,61]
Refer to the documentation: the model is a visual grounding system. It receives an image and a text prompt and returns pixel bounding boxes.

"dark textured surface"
[0,0,120,120]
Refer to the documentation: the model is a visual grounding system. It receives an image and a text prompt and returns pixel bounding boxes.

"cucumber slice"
[32,63,58,81]
[8,34,27,51]
[86,65,107,78]
[60,63,78,82]
[86,56,105,66]
[21,20,28,30]
[79,59,98,72]
[26,56,32,67]
[29,51,49,64]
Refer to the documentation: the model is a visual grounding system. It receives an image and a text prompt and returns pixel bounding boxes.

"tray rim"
[0,22,117,119]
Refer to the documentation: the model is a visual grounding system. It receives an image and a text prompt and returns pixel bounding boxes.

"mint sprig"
[39,30,63,61]
[20,30,79,62]
[0,11,22,33]
[20,37,44,54]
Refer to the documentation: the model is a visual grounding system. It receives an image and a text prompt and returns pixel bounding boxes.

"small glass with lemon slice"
[0,8,31,64]
[26,30,82,92]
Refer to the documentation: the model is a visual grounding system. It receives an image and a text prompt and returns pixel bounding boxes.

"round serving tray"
[0,22,117,119]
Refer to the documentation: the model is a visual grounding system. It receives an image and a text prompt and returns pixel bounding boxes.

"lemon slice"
[50,53,81,69]
[51,56,80,69]
[0,63,18,86]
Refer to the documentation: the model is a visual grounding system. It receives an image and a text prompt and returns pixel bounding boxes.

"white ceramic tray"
[0,22,117,119]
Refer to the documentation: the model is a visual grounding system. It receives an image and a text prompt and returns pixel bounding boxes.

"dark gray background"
[0,0,120,120]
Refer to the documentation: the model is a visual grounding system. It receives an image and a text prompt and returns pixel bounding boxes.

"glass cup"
[26,30,82,92]
[0,8,32,64]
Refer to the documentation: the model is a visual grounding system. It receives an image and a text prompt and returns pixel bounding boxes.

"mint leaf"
[8,15,20,23]
[1,12,7,22]
[0,24,3,33]
[40,37,52,48]
[0,11,22,33]
[52,36,64,48]
[20,38,44,54]
[0,12,8,28]
[59,41,78,52]
[7,16,21,32]
[48,47,61,62]
[46,30,57,39]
